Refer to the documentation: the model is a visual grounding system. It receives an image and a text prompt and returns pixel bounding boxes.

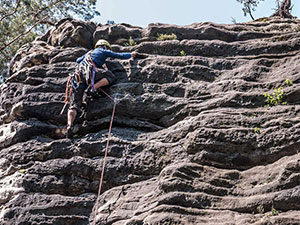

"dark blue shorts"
[69,68,116,113]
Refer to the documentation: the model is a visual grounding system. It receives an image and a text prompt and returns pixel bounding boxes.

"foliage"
[237,0,295,20]
[264,78,293,106]
[0,0,100,82]
[231,17,238,24]
[157,33,177,41]
[254,127,260,133]
[125,36,136,47]
[272,0,294,19]
[257,204,264,214]
[236,0,265,20]
[180,50,186,56]
[285,78,293,86]
[106,20,115,25]
[264,87,287,107]
[271,206,279,216]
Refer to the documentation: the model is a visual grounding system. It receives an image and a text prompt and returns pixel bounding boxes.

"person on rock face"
[66,39,137,138]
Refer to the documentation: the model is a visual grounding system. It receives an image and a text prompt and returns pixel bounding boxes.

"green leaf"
[157,33,177,41]
[0,0,100,80]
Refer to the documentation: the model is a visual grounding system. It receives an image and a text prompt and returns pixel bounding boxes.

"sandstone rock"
[9,41,58,75]
[92,160,300,224]
[1,18,300,225]
[45,18,96,49]
[94,23,143,45]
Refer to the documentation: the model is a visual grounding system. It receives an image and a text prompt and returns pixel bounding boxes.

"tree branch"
[0,18,44,52]
[0,0,67,52]
[247,5,255,20]
[271,0,295,18]
[0,0,21,23]
[33,0,65,19]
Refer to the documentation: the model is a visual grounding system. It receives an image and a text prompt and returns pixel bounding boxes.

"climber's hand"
[131,52,137,58]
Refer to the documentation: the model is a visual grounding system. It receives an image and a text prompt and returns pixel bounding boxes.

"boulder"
[94,23,143,45]
[44,18,96,49]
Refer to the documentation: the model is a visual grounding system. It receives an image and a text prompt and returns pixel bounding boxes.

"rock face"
[1,17,300,224]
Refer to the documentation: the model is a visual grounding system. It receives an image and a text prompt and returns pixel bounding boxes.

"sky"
[94,0,300,27]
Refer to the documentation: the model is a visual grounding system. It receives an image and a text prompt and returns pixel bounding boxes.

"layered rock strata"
[1,17,300,224]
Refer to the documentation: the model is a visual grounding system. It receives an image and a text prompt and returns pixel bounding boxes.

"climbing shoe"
[66,126,74,139]
[86,87,102,99]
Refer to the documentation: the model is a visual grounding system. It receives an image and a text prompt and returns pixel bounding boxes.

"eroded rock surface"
[1,17,300,225]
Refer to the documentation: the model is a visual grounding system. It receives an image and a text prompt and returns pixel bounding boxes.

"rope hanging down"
[93,87,117,225]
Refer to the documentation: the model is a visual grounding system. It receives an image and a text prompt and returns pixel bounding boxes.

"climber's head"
[95,39,112,50]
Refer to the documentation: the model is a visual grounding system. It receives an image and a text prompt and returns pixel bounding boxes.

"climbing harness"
[61,50,97,115]
[92,88,117,225]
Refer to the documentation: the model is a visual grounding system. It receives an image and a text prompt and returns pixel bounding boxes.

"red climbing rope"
[60,76,72,115]
[64,76,72,104]
[93,93,117,225]
[98,87,115,102]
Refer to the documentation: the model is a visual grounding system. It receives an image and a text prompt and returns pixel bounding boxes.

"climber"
[66,39,137,138]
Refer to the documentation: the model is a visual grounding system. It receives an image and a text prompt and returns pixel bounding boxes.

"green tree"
[236,0,265,20]
[0,0,100,82]
[237,0,295,20]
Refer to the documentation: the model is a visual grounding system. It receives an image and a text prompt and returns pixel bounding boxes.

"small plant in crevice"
[125,36,136,47]
[264,78,293,107]
[41,134,50,138]
[254,127,260,134]
[285,78,293,86]
[231,17,237,24]
[180,50,186,56]
[73,134,80,138]
[271,206,279,216]
[255,17,269,23]
[264,87,287,107]
[257,204,264,214]
[157,33,177,41]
